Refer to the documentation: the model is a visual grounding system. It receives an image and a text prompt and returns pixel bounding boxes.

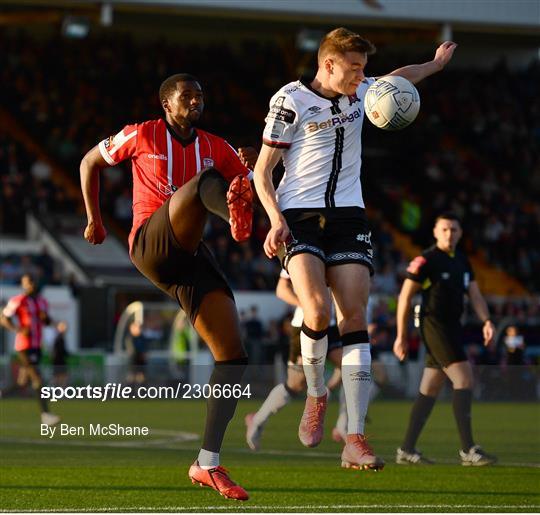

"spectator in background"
[244,305,264,364]
[52,320,69,386]
[125,321,148,385]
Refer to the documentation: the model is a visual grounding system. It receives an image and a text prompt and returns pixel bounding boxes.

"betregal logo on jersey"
[306,107,362,133]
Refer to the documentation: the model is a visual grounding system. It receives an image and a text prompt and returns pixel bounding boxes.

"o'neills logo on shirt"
[147,153,167,160]
[306,107,362,133]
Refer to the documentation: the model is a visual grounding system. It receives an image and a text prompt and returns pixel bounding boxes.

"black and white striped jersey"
[263,77,376,211]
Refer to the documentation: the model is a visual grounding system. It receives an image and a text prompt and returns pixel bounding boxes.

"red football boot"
[226,175,253,242]
[341,434,385,471]
[188,461,249,501]
[298,392,327,448]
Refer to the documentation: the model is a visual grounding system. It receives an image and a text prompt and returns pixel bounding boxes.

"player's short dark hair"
[159,73,199,105]
[318,27,376,64]
[435,212,462,226]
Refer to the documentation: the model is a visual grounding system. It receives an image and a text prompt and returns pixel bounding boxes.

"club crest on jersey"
[348,93,361,106]
[203,158,214,168]
[157,182,177,196]
[407,256,427,274]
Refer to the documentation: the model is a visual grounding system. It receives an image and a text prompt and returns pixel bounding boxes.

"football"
[364,75,420,130]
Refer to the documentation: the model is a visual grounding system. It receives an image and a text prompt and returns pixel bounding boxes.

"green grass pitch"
[0,398,539,512]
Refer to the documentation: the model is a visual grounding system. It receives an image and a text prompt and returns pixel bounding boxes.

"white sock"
[342,343,371,435]
[198,448,219,469]
[253,383,291,427]
[300,327,328,398]
[335,387,348,435]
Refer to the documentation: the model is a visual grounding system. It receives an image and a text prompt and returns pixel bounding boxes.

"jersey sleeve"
[262,91,299,149]
[406,255,429,283]
[219,141,253,182]
[2,296,21,318]
[98,124,138,166]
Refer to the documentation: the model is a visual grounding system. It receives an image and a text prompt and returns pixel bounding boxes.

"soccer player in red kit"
[80,74,254,500]
[1,274,60,426]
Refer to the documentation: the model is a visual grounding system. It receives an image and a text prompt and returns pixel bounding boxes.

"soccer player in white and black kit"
[254,28,457,470]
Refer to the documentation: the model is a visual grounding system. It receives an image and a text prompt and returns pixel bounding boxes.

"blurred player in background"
[0,274,60,426]
[51,320,70,387]
[80,73,256,500]
[245,269,346,451]
[393,213,497,466]
[254,27,456,471]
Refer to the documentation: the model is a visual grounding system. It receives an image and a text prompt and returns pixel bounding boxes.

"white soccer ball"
[364,75,420,130]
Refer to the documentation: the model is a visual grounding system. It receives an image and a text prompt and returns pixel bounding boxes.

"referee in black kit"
[393,213,497,466]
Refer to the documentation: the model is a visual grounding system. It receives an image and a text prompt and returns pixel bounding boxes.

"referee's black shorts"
[131,198,234,324]
[420,317,467,368]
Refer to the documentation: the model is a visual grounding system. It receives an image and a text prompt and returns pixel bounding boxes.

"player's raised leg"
[328,263,384,470]
[288,253,331,448]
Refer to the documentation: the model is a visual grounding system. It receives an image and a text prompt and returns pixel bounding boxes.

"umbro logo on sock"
[350,371,371,382]
[305,357,323,365]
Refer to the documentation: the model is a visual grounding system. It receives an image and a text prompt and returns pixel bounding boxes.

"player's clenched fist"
[264,220,290,258]
[84,220,107,244]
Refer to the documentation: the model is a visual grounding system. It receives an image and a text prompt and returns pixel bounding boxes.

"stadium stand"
[1,29,538,294]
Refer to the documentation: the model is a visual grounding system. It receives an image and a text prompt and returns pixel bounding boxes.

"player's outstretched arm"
[393,278,421,361]
[387,41,458,84]
[468,281,495,346]
[253,144,289,258]
[80,145,108,245]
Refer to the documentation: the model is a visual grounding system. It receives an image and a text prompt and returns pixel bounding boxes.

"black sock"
[197,167,229,222]
[402,393,436,452]
[36,386,48,413]
[202,357,248,452]
[453,388,474,451]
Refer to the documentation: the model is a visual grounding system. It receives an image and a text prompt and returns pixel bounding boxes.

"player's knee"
[287,376,306,393]
[303,307,331,331]
[420,384,441,397]
[338,312,366,333]
[451,377,473,390]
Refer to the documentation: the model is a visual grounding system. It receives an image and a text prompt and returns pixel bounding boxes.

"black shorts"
[131,198,234,324]
[18,348,41,367]
[282,207,374,275]
[288,325,342,365]
[420,317,467,368]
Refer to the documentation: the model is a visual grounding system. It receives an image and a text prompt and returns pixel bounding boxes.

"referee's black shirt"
[406,245,474,325]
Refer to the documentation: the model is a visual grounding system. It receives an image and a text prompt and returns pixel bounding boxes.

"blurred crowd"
[0,29,539,294]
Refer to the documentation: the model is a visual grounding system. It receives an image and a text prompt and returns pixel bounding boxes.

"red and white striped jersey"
[98,118,251,250]
[2,294,49,351]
